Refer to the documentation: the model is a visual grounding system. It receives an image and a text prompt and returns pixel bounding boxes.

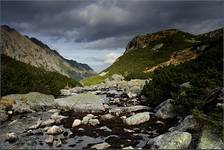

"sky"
[1,0,224,72]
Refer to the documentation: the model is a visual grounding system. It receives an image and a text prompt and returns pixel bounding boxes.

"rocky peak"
[125,29,190,53]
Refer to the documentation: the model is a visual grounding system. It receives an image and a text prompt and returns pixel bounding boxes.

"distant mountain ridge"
[0,25,97,80]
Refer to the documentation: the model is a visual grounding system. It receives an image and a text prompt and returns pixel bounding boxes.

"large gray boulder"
[197,128,224,149]
[148,131,192,149]
[155,99,176,119]
[109,105,151,116]
[122,112,150,125]
[55,93,105,112]
[169,115,198,132]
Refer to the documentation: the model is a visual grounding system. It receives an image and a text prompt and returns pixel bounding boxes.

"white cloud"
[79,3,130,26]
[103,52,122,64]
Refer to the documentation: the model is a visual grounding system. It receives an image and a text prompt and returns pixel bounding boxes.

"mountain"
[0,25,96,80]
[81,28,223,85]
[1,54,80,97]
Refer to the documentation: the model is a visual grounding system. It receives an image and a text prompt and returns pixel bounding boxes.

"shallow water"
[0,109,177,149]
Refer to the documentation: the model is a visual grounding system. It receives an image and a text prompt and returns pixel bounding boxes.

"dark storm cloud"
[1,0,224,49]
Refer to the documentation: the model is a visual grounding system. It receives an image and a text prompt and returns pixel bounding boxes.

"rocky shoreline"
[0,75,223,149]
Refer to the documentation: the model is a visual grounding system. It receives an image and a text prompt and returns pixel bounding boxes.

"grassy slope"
[141,37,223,130]
[1,54,81,97]
[81,30,197,85]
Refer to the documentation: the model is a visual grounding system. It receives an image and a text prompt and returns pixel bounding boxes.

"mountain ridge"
[81,27,223,85]
[0,25,96,80]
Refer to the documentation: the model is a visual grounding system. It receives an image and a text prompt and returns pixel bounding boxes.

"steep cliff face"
[0,25,96,80]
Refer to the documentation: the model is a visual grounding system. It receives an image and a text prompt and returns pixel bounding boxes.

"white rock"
[148,131,192,149]
[5,132,17,142]
[45,135,54,144]
[47,125,63,135]
[72,119,81,128]
[89,119,100,126]
[51,113,67,124]
[29,118,42,129]
[123,146,134,149]
[91,142,111,149]
[155,99,176,119]
[100,114,115,120]
[41,119,55,127]
[122,112,150,125]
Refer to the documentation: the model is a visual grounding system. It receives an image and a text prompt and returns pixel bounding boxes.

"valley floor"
[0,75,223,149]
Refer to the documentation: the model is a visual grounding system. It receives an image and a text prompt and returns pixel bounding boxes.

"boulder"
[100,114,115,120]
[89,119,100,126]
[122,146,134,149]
[169,115,198,132]
[72,119,81,127]
[55,93,105,112]
[122,112,150,125]
[40,119,55,127]
[0,110,8,123]
[109,105,151,116]
[45,135,54,144]
[91,142,111,149]
[29,118,42,129]
[155,99,176,119]
[148,131,192,149]
[5,132,17,142]
[47,125,64,135]
[82,114,95,125]
[50,112,67,124]
[54,138,62,147]
[197,128,224,149]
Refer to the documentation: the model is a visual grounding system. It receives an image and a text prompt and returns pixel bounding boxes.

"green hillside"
[81,29,200,85]
[1,54,81,97]
[142,36,223,130]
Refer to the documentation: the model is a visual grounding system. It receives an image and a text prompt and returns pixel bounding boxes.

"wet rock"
[78,128,85,131]
[169,115,198,132]
[0,110,8,123]
[89,119,100,126]
[47,125,64,135]
[51,112,67,124]
[123,146,134,149]
[124,128,135,133]
[29,118,42,129]
[122,112,150,125]
[100,114,115,120]
[148,131,192,149]
[109,105,151,116]
[155,120,165,126]
[5,132,17,142]
[99,126,112,132]
[45,135,54,144]
[72,119,81,127]
[26,129,43,136]
[197,128,224,149]
[155,99,176,119]
[54,138,62,147]
[40,119,55,127]
[91,142,111,149]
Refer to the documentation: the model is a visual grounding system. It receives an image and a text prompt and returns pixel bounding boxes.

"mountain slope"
[1,54,80,97]
[81,28,222,85]
[0,25,96,80]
